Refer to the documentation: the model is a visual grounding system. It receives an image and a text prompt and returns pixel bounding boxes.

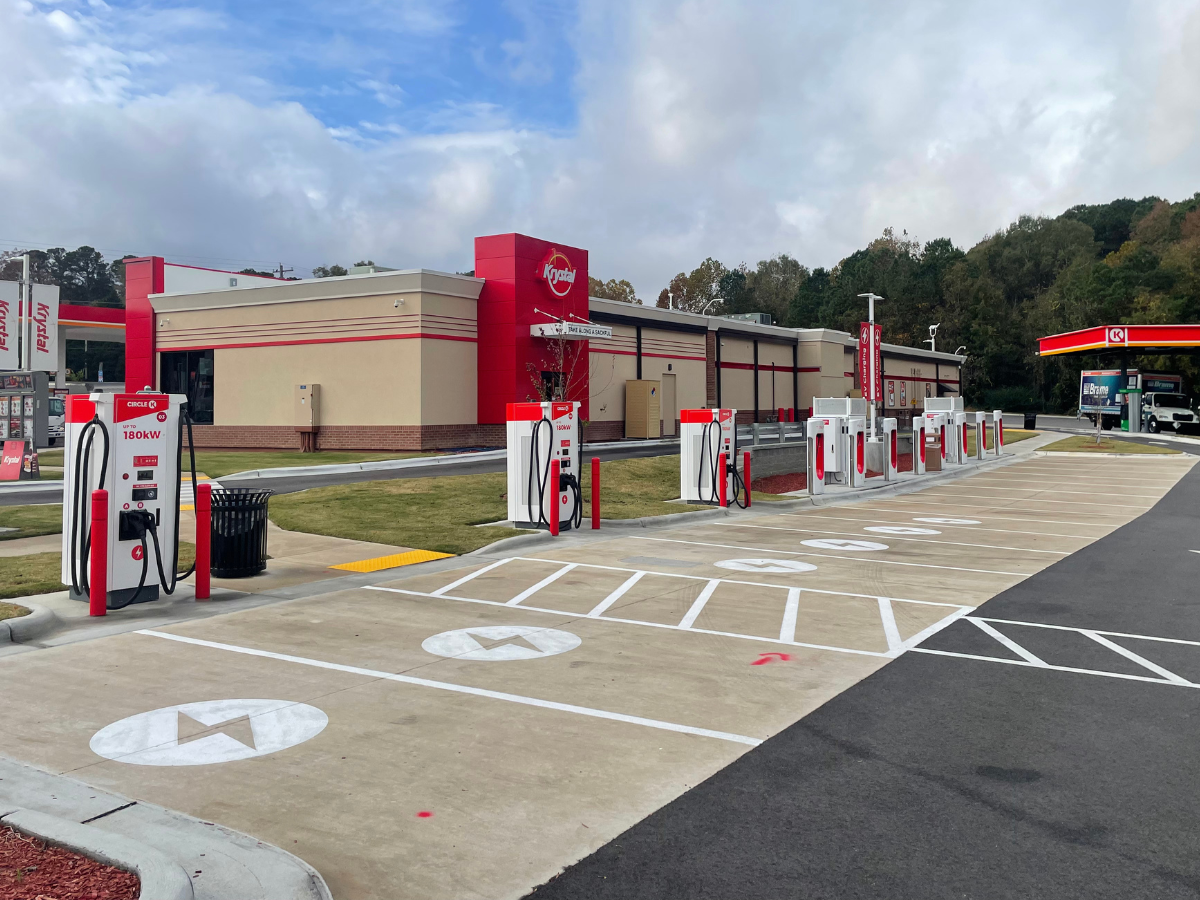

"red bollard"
[196,482,212,600]
[777,407,784,424]
[718,452,728,508]
[788,408,795,422]
[89,489,108,617]
[549,459,560,536]
[591,457,600,530]
[743,450,751,509]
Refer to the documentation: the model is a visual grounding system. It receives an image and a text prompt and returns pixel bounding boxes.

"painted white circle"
[422,626,581,661]
[864,526,941,535]
[914,517,980,525]
[714,558,818,574]
[90,699,328,767]
[800,538,888,551]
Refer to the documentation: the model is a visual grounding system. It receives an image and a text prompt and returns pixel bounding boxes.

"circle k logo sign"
[1107,326,1127,344]
[539,249,577,298]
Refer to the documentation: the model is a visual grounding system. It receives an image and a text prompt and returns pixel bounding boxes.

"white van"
[1143,392,1198,434]
[47,395,65,445]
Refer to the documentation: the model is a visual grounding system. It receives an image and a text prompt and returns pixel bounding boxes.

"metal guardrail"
[737,422,807,446]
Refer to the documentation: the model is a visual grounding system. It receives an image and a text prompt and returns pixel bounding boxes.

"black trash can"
[210,488,273,578]
[1023,412,1038,430]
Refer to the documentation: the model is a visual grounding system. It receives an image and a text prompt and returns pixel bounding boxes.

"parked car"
[1143,392,1198,434]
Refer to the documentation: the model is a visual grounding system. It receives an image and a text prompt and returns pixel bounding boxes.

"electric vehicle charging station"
[806,416,835,496]
[912,417,928,476]
[881,417,899,481]
[506,401,582,531]
[972,411,986,459]
[951,411,969,464]
[62,392,196,610]
[680,408,748,507]
[845,416,867,488]
[992,409,1004,455]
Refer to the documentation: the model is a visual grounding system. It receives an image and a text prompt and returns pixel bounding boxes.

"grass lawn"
[0,505,64,541]
[0,541,195,601]
[269,454,781,556]
[0,601,30,621]
[1039,435,1179,454]
[965,427,1036,456]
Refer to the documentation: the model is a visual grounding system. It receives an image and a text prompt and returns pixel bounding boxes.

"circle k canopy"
[1038,324,1200,357]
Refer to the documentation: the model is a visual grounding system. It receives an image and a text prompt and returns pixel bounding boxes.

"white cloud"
[2,0,1200,297]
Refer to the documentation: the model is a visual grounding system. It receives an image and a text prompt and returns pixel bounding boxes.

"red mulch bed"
[0,825,140,899]
[751,453,915,495]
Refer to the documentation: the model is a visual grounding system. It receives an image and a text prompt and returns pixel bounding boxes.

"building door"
[662,373,677,436]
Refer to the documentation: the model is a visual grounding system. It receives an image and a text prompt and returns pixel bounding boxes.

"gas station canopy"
[1038,324,1200,357]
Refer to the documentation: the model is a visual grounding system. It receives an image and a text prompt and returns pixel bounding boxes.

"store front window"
[160,350,215,424]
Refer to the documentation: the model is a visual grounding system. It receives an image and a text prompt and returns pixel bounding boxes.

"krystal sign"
[859,322,882,401]
[538,249,577,298]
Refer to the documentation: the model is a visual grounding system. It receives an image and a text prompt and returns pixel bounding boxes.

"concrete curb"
[0,603,57,643]
[0,480,63,497]
[0,754,333,900]
[469,530,557,556]
[2,807,194,900]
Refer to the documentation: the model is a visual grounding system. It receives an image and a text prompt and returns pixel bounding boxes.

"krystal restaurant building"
[123,233,963,449]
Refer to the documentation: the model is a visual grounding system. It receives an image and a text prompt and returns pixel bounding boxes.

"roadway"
[524,439,1200,899]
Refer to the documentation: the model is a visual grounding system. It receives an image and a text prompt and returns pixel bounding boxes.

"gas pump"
[882,418,899,481]
[992,409,1004,455]
[912,417,928,476]
[807,417,837,496]
[506,401,582,530]
[61,392,197,609]
[680,408,745,506]
[846,416,867,488]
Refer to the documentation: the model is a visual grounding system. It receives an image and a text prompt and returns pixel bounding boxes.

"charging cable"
[698,419,722,504]
[68,415,110,598]
[527,415,553,528]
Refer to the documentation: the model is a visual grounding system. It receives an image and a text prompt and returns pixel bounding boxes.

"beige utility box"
[295,383,320,431]
[625,380,661,439]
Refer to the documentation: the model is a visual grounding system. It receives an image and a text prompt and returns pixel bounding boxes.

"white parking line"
[639,537,1032,577]
[433,558,511,596]
[873,497,1138,518]
[725,523,1069,556]
[507,563,578,606]
[908,491,1153,509]
[780,588,801,643]
[925,484,1165,500]
[587,571,645,618]
[137,629,766,747]
[679,580,721,628]
[777,513,1094,541]
[365,584,899,658]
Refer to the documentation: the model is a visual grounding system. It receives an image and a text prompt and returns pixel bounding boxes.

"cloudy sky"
[1,0,1199,297]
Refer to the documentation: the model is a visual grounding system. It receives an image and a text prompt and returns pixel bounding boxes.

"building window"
[160,350,215,424]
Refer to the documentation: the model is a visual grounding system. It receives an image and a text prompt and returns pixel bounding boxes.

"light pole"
[858,292,882,439]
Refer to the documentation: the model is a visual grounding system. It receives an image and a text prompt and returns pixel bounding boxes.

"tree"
[239,268,276,278]
[588,275,640,304]
[312,264,349,278]
[0,246,124,306]
[655,258,727,313]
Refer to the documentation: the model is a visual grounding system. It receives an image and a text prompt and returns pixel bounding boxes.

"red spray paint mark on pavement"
[752,652,792,665]
[417,811,434,818]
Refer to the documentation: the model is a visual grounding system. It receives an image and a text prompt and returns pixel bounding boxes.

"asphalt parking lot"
[0,448,1192,899]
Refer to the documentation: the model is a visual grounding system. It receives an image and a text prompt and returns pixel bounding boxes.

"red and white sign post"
[858,292,884,440]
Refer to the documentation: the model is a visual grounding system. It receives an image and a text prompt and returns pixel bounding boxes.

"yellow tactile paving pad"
[330,548,455,572]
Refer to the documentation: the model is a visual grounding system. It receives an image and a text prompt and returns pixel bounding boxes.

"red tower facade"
[474,233,590,425]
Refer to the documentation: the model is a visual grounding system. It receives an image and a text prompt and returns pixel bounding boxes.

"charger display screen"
[131,487,158,501]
